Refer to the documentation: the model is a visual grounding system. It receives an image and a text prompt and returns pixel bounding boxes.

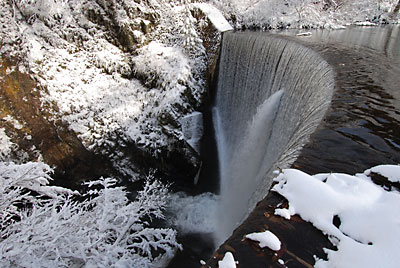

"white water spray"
[213,32,334,244]
[167,192,219,234]
[215,90,284,242]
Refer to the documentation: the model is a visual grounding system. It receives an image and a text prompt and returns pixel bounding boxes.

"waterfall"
[213,32,335,244]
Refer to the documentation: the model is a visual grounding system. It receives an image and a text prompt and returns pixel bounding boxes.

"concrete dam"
[213,32,334,244]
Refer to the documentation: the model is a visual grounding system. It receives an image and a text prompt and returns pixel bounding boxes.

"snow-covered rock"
[296,31,312,36]
[218,252,237,268]
[0,0,209,181]
[354,21,378,26]
[273,166,400,268]
[245,230,281,251]
[365,164,400,183]
[180,111,203,154]
[193,3,233,32]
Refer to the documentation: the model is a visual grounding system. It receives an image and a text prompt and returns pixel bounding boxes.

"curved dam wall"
[213,32,335,244]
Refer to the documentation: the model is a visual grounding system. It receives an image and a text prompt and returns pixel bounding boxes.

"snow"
[5,67,15,75]
[272,165,400,268]
[180,111,203,154]
[0,162,76,199]
[0,127,33,162]
[211,0,400,30]
[0,0,210,176]
[193,3,233,32]
[167,192,218,234]
[274,208,292,220]
[0,162,180,268]
[3,115,23,130]
[296,31,312,36]
[245,230,281,251]
[218,252,237,268]
[134,42,191,91]
[0,129,14,161]
[354,21,378,26]
[365,165,400,183]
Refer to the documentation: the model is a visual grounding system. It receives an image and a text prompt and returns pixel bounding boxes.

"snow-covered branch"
[212,0,400,29]
[0,162,180,267]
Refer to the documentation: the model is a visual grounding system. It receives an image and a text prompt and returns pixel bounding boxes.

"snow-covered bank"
[0,0,222,178]
[273,165,400,268]
[212,0,400,30]
[193,3,234,32]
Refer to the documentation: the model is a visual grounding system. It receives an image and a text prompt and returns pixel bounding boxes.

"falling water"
[213,32,335,244]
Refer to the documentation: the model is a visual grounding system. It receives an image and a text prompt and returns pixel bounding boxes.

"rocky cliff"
[0,0,223,186]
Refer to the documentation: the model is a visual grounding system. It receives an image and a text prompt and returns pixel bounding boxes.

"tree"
[0,162,180,268]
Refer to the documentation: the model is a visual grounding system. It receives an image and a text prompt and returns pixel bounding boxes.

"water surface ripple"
[289,26,400,174]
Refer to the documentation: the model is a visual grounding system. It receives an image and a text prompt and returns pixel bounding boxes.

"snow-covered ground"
[273,165,400,268]
[212,0,400,30]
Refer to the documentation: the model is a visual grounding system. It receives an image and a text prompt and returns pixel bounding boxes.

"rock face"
[0,58,113,187]
[83,0,156,52]
[0,1,227,187]
[0,56,200,188]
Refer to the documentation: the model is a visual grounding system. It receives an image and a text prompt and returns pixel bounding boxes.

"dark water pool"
[289,25,400,175]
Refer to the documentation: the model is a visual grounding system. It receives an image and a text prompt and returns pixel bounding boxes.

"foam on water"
[167,192,219,234]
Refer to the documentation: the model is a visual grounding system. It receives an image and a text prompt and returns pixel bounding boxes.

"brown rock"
[0,58,114,188]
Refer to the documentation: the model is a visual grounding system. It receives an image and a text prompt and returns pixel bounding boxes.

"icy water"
[166,25,400,268]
